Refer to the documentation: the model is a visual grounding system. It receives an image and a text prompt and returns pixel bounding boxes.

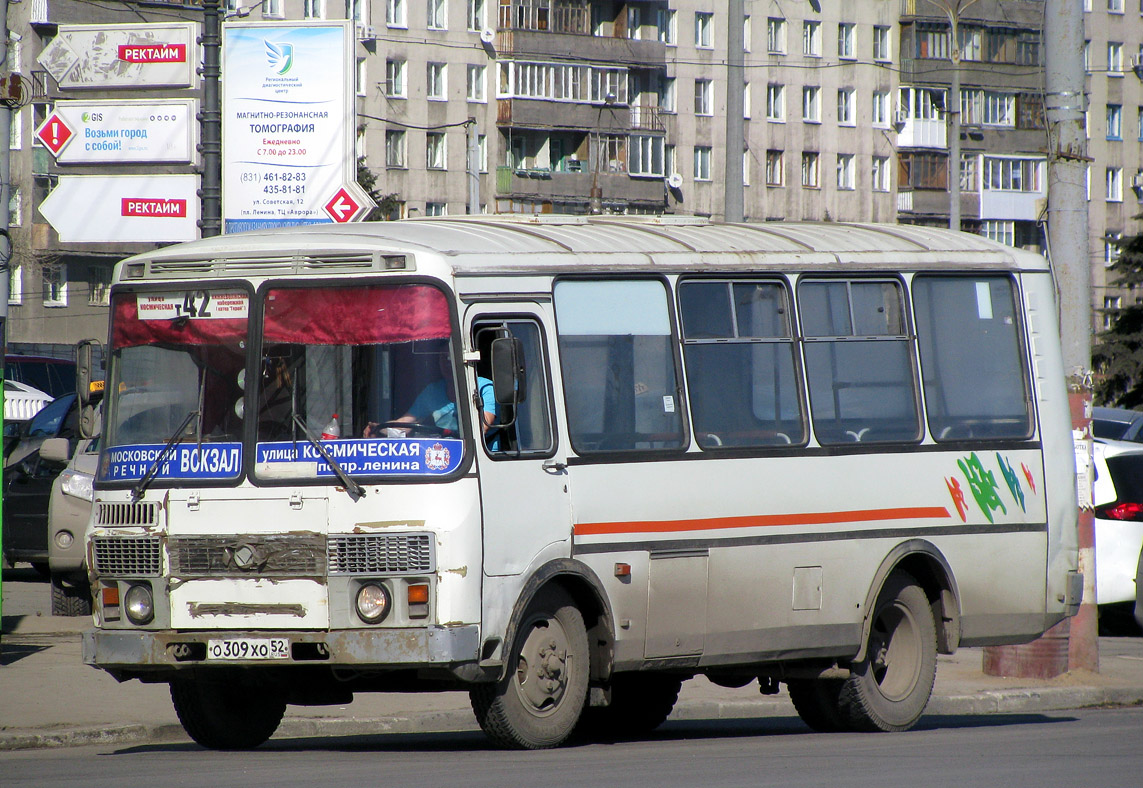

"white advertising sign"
[222,22,372,233]
[38,175,200,243]
[35,100,196,164]
[36,23,198,89]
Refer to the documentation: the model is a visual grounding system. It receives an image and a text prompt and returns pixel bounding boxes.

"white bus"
[81,216,1081,749]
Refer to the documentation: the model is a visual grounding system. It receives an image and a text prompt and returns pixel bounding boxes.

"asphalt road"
[4,706,1142,788]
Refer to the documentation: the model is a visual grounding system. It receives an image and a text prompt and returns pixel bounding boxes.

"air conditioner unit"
[894,108,909,125]
[357,23,377,40]
[1132,172,1143,189]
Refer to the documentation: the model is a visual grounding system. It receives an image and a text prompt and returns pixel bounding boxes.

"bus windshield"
[101,282,466,484]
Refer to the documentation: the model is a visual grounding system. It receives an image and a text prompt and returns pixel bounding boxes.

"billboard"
[38,175,200,243]
[222,22,372,233]
[36,23,198,89]
[35,99,196,164]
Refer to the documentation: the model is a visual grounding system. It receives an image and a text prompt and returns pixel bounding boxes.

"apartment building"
[5,0,1139,356]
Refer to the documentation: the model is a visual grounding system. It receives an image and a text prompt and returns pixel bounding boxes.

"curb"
[3,688,1142,752]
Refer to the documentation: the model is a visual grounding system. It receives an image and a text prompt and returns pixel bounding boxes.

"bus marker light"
[408,583,430,618]
[614,563,631,578]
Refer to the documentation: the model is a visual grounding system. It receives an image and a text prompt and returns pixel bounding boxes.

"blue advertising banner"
[100,443,243,481]
[256,438,464,476]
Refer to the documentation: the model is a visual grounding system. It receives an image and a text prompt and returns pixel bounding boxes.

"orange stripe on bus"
[573,506,952,536]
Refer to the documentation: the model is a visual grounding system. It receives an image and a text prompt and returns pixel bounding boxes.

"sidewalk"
[4,606,1142,751]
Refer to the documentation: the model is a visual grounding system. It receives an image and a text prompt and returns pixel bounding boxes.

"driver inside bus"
[363,348,499,447]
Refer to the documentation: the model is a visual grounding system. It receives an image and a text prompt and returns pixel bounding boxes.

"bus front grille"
[168,534,327,577]
[95,501,161,527]
[328,533,435,575]
[92,536,163,577]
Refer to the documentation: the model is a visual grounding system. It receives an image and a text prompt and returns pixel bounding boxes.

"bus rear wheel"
[470,586,589,749]
[838,572,937,732]
[170,676,285,750]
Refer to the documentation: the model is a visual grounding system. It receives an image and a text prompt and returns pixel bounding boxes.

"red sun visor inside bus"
[111,285,452,348]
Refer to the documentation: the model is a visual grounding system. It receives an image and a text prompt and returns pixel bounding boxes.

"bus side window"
[474,319,554,456]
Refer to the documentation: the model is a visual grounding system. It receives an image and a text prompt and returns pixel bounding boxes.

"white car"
[1093,439,1143,607]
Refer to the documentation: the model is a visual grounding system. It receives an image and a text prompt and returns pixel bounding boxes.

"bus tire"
[170,676,285,750]
[787,678,846,732]
[469,586,589,749]
[50,573,92,617]
[838,572,937,732]
[576,673,682,741]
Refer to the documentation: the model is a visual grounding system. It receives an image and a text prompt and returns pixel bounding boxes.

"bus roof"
[117,217,1048,283]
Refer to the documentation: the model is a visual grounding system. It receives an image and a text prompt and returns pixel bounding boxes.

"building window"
[801,151,820,188]
[695,12,713,48]
[1016,93,1045,129]
[42,262,67,307]
[743,15,752,53]
[694,146,712,181]
[428,0,447,29]
[837,23,855,59]
[872,156,891,192]
[767,84,785,121]
[767,17,786,53]
[630,135,665,177]
[264,0,283,17]
[836,153,855,190]
[917,24,948,58]
[803,20,821,56]
[766,150,784,186]
[88,267,111,307]
[961,153,979,191]
[660,76,676,112]
[873,26,890,60]
[478,134,487,172]
[1107,166,1123,201]
[1104,295,1123,330]
[695,79,712,115]
[425,202,447,216]
[837,88,855,126]
[356,58,367,97]
[802,86,820,123]
[743,82,751,119]
[9,107,21,150]
[658,9,676,45]
[304,0,325,18]
[427,62,446,100]
[982,92,1015,126]
[958,26,982,61]
[1109,41,1123,74]
[426,132,446,169]
[872,90,889,126]
[743,149,751,186]
[386,129,406,167]
[8,262,21,305]
[8,185,20,226]
[467,0,485,32]
[899,152,948,189]
[981,220,1015,247]
[467,64,486,101]
[385,59,407,97]
[1109,0,1124,12]
[1108,104,1123,139]
[1105,232,1123,265]
[983,157,1042,192]
[387,0,407,27]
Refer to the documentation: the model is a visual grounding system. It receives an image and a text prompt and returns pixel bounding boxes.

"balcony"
[494,28,667,66]
[498,98,664,133]
[495,166,665,208]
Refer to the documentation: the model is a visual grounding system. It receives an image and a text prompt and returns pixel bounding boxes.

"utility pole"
[466,118,479,214]
[723,0,744,223]
[0,0,10,630]
[200,0,222,237]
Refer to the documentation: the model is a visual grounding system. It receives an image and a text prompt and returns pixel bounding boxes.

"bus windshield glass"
[252,283,465,480]
[102,288,250,483]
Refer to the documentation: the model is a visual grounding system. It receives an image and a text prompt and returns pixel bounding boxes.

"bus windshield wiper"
[130,410,200,500]
[291,414,366,501]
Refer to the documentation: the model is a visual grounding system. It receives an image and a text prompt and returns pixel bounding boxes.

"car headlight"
[124,583,154,625]
[355,582,391,624]
[60,469,95,502]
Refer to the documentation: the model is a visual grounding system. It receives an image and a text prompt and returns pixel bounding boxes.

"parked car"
[1093,406,1143,443]
[45,430,98,616]
[5,354,77,399]
[1093,439,1143,619]
[3,380,53,451]
[1,394,80,574]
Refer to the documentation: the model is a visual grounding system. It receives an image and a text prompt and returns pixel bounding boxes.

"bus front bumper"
[83,625,481,672]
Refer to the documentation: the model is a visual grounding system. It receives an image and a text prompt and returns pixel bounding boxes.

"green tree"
[356,156,400,221]
[1094,233,1143,407]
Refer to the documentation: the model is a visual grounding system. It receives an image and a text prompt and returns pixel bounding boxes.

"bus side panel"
[1021,271,1080,624]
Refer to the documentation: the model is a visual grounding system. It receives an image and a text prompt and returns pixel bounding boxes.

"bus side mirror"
[76,339,103,440]
[491,336,526,405]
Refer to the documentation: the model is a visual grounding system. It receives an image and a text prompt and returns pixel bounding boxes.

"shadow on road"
[0,639,50,666]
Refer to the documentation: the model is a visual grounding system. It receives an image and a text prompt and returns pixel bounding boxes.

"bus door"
[467,307,571,576]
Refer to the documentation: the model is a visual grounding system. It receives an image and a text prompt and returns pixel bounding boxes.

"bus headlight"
[124,583,154,625]
[355,582,391,624]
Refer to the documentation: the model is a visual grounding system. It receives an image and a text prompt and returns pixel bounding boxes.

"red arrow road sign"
[324,187,363,223]
[35,112,75,157]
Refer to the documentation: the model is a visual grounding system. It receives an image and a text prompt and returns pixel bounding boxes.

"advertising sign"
[222,22,373,233]
[36,23,198,89]
[38,175,200,243]
[34,100,196,164]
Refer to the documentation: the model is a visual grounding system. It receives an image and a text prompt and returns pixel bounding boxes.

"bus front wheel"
[839,572,937,732]
[470,586,589,749]
[170,676,285,750]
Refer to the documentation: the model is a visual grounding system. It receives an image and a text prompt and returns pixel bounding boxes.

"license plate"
[206,637,289,661]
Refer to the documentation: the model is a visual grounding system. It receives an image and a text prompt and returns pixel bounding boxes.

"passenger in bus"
[363,349,499,447]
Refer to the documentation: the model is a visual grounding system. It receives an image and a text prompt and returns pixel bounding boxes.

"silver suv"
[43,430,98,616]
